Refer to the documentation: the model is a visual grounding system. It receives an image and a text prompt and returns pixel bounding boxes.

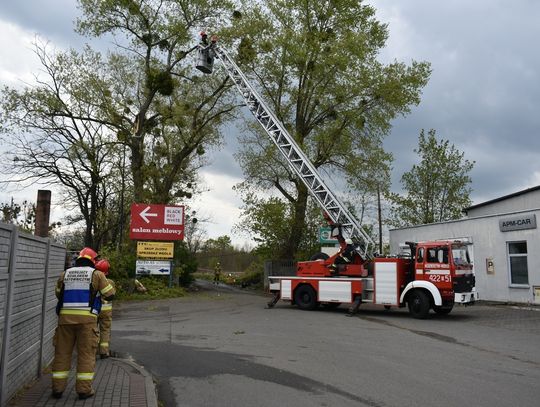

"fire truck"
[196,37,478,319]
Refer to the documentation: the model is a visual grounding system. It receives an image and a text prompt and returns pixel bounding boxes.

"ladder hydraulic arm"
[197,42,376,260]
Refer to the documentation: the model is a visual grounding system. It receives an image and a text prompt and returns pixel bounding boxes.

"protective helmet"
[95,259,110,275]
[345,238,353,245]
[78,247,98,263]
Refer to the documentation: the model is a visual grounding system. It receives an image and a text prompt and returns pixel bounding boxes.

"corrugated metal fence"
[0,223,66,406]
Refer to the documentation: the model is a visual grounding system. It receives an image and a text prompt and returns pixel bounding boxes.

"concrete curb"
[120,358,158,407]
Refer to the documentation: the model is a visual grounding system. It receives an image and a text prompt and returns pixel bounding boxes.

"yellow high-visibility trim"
[100,342,109,346]
[101,304,112,310]
[101,284,114,295]
[52,371,69,379]
[77,372,94,380]
[59,309,97,317]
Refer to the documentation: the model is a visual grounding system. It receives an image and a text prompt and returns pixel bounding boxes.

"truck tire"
[294,285,318,310]
[408,289,430,319]
[434,305,453,315]
[310,252,330,261]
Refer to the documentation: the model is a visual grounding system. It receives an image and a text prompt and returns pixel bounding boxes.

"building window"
[507,241,529,286]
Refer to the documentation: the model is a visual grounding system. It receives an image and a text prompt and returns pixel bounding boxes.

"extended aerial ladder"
[196,40,375,261]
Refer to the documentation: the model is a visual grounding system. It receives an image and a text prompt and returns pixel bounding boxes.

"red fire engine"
[196,36,478,319]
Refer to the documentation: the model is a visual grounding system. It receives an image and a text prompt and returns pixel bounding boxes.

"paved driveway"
[113,285,540,407]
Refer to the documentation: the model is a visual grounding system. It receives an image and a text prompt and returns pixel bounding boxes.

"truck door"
[423,246,452,287]
[414,246,425,280]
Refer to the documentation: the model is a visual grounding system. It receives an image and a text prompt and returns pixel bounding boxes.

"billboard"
[130,204,184,241]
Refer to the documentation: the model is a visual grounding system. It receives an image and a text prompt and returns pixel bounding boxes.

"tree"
[0,44,120,248]
[1,0,241,249]
[76,0,239,204]
[227,0,430,258]
[234,191,320,260]
[0,198,37,233]
[387,129,474,227]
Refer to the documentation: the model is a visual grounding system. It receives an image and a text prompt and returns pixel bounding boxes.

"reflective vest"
[61,267,102,316]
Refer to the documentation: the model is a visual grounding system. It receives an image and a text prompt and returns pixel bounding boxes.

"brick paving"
[8,358,157,407]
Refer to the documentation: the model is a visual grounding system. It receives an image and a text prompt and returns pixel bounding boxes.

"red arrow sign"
[130,203,185,241]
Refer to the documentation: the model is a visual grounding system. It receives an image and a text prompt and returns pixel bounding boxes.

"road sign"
[136,260,172,275]
[319,226,338,244]
[130,204,184,241]
[137,241,174,259]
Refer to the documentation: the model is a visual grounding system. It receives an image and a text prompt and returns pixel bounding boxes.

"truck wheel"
[408,290,430,319]
[434,305,453,315]
[294,285,318,310]
[310,252,329,261]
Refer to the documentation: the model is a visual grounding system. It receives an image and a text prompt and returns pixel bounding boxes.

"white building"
[389,186,540,304]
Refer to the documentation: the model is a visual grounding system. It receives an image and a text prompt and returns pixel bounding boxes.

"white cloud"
[192,170,248,246]
[0,19,40,87]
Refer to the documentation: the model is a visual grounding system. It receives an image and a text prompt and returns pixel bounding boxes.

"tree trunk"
[280,183,308,259]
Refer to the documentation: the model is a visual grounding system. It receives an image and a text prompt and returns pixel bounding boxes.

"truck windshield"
[452,245,472,266]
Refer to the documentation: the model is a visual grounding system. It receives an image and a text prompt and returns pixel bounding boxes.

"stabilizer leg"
[266,291,281,308]
[346,295,362,317]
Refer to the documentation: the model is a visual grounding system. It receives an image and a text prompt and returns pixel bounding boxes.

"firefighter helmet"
[95,259,110,275]
[79,247,98,263]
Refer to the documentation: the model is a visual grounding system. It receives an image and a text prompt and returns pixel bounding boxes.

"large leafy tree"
[76,0,238,204]
[1,0,240,248]
[387,129,474,227]
[227,0,431,258]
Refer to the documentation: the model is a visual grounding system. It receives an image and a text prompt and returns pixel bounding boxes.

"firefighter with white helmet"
[51,247,115,400]
[329,238,357,274]
[95,258,115,359]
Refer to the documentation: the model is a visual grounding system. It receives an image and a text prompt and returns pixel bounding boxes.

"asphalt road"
[112,282,540,407]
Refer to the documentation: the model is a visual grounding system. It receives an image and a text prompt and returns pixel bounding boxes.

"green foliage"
[195,234,256,273]
[174,241,198,286]
[99,244,138,280]
[237,259,265,289]
[229,0,430,258]
[387,129,475,227]
[235,192,320,260]
[114,276,185,300]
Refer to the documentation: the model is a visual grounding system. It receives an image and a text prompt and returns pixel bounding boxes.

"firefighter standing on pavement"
[214,262,221,285]
[95,258,115,359]
[51,247,115,400]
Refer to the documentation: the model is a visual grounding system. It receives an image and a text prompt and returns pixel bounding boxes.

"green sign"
[319,227,338,244]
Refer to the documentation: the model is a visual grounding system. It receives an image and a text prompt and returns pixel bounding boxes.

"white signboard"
[165,206,183,225]
[136,260,172,275]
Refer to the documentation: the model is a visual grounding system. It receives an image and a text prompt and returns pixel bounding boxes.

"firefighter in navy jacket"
[51,247,115,400]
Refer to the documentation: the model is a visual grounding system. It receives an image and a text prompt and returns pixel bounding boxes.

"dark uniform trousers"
[52,323,100,394]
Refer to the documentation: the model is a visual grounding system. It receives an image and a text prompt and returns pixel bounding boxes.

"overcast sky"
[1,1,539,246]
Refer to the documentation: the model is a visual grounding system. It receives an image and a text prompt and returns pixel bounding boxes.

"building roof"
[464,185,540,213]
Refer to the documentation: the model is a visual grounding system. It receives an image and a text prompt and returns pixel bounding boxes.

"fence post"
[0,225,19,406]
[37,238,52,377]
